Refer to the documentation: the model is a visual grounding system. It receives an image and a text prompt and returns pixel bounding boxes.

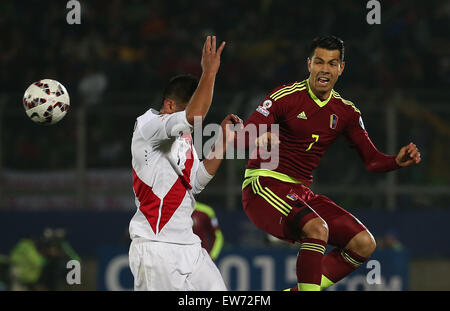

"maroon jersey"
[244,79,399,186]
[192,209,215,253]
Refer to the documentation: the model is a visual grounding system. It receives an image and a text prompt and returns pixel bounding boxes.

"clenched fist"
[395,142,421,167]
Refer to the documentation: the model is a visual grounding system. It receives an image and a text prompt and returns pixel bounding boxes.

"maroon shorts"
[242,176,367,248]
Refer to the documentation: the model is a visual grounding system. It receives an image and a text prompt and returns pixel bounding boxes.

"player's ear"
[338,61,345,76]
[307,57,312,73]
[163,98,177,114]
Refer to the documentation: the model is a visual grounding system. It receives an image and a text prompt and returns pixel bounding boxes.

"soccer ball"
[23,79,70,125]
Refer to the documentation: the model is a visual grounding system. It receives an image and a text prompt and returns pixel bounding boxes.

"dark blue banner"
[97,246,408,291]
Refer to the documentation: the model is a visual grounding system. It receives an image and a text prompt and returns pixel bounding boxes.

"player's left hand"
[395,142,421,167]
[255,132,280,149]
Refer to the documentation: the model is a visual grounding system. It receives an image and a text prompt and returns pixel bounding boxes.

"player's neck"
[307,77,331,101]
[310,87,331,101]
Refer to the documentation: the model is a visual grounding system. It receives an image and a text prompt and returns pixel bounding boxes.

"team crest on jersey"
[286,190,300,201]
[330,114,339,129]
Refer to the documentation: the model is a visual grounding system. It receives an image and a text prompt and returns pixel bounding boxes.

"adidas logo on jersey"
[297,111,307,120]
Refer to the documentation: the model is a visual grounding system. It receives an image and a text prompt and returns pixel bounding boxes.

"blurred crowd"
[0,0,449,209]
[1,0,449,95]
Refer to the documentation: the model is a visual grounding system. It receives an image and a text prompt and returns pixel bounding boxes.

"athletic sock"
[296,238,327,291]
[320,247,367,290]
[287,248,367,291]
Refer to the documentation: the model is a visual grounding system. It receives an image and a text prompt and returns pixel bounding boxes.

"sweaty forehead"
[311,48,341,62]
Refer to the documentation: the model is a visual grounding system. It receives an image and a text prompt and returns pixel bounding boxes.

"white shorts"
[129,238,227,291]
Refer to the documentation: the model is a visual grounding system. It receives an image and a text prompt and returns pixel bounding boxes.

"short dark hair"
[162,74,198,107]
[309,35,345,61]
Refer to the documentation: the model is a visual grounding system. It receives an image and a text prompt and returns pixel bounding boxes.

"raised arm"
[185,36,226,125]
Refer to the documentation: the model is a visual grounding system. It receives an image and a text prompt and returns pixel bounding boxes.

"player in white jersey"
[129,36,241,291]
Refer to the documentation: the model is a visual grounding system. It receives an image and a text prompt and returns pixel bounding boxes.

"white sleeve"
[191,161,214,195]
[137,110,192,141]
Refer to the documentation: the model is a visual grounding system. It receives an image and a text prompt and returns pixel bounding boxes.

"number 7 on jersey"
[306,134,319,151]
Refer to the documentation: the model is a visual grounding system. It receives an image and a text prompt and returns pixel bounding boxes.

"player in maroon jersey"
[240,36,421,291]
[192,202,224,261]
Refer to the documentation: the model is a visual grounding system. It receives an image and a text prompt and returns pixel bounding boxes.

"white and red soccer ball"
[23,79,70,125]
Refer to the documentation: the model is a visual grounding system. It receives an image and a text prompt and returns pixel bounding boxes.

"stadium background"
[0,0,449,290]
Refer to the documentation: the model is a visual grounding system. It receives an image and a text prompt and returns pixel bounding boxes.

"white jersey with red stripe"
[129,108,204,245]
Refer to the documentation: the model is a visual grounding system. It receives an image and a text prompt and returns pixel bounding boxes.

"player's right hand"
[201,36,226,75]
